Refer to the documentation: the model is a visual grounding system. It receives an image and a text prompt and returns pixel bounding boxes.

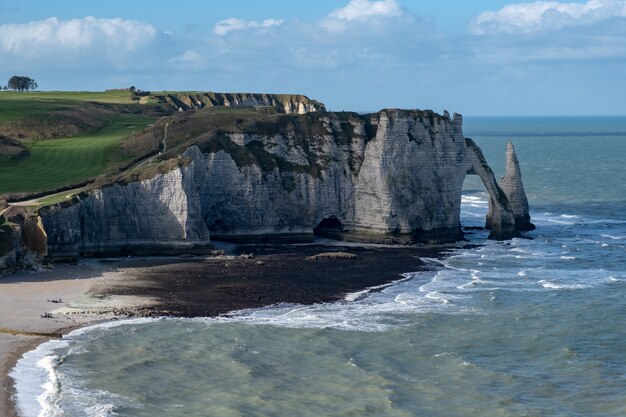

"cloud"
[170,50,208,68]
[328,0,403,21]
[322,0,407,32]
[470,0,626,35]
[213,18,284,36]
[467,0,626,64]
[0,17,158,63]
[174,0,436,76]
[210,1,408,36]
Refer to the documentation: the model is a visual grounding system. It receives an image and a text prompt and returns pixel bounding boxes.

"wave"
[11,318,157,417]
[13,192,626,417]
[601,234,624,241]
[10,340,67,417]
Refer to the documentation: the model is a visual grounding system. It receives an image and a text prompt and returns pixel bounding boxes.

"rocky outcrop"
[154,92,326,114]
[0,214,47,273]
[32,109,531,260]
[499,142,535,231]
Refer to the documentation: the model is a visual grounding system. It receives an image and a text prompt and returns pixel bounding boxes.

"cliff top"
[1,89,456,211]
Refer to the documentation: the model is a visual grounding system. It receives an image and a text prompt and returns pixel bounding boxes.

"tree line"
[1,76,38,91]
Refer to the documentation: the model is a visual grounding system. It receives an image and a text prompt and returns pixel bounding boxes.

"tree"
[7,76,37,91]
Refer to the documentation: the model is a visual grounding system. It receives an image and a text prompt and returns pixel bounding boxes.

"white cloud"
[328,0,403,21]
[470,0,626,35]
[0,17,158,59]
[467,0,626,63]
[170,50,208,70]
[213,18,284,36]
[322,0,405,32]
[198,0,431,73]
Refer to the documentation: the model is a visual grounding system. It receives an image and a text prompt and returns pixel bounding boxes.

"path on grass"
[161,121,169,154]
[2,120,170,213]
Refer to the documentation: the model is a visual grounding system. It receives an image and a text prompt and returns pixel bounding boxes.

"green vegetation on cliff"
[0,90,176,197]
[0,90,137,123]
[0,115,154,194]
[0,90,330,201]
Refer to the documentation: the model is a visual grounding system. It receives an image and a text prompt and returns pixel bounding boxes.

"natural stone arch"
[458,175,490,230]
[463,139,517,240]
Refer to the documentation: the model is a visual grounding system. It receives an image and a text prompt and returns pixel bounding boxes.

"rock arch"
[464,139,517,240]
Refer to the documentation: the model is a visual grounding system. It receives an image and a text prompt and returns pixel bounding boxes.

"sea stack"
[499,142,535,231]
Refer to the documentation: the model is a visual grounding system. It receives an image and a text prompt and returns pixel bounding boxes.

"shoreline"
[1,242,458,416]
[0,259,166,417]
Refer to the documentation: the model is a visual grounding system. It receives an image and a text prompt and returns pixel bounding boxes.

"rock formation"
[0,213,47,273]
[154,92,326,114]
[27,108,532,261]
[499,142,535,231]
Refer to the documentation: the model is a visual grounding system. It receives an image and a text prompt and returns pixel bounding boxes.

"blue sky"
[1,0,624,115]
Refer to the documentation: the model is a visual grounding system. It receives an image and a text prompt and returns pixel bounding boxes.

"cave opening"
[313,216,344,238]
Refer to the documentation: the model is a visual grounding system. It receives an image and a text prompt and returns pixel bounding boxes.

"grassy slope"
[0,115,154,194]
[0,91,134,122]
[0,91,160,195]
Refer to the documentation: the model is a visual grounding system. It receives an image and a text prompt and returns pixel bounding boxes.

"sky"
[1,0,625,115]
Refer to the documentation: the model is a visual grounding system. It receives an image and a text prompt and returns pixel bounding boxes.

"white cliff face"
[37,109,530,258]
[158,93,326,114]
[40,168,211,258]
[354,112,468,239]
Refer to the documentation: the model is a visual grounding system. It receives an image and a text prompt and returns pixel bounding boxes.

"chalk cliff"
[154,93,326,114]
[31,108,531,260]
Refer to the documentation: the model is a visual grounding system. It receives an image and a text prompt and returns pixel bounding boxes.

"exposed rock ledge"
[154,92,326,114]
[1,108,533,267]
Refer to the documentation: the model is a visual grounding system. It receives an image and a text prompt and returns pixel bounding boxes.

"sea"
[10,116,626,417]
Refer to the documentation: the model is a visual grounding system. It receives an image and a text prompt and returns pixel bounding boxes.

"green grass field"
[0,90,134,103]
[0,115,154,194]
[0,91,136,122]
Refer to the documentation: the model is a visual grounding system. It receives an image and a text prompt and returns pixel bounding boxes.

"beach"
[1,243,449,416]
[0,260,157,417]
[0,263,103,417]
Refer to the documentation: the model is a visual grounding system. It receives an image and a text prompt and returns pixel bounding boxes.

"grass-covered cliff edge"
[0,91,533,272]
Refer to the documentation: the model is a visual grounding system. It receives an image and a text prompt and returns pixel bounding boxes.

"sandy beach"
[0,243,451,416]
[0,260,159,417]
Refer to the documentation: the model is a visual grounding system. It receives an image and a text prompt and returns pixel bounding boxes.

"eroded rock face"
[37,109,530,258]
[0,215,47,273]
[155,93,326,114]
[40,169,212,259]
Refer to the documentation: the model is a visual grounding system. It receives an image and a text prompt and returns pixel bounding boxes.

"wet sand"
[0,242,454,416]
[0,261,158,417]
[0,264,102,417]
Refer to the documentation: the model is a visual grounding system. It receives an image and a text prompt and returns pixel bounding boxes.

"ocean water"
[11,116,626,417]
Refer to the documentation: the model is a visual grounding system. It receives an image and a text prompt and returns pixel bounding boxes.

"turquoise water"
[12,117,626,417]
